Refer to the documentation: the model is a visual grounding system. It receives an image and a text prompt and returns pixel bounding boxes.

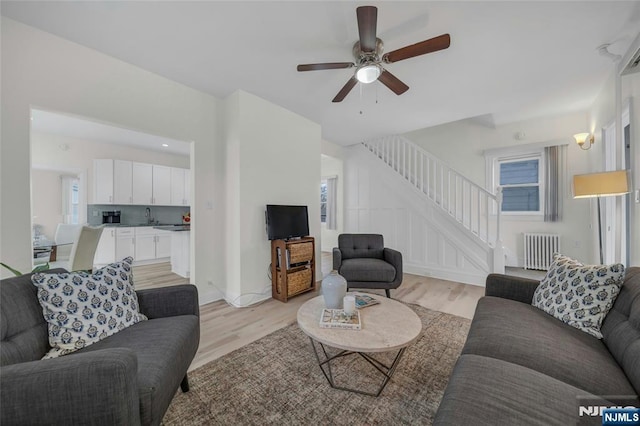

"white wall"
[222,91,321,306]
[32,132,189,204]
[31,169,65,240]
[1,18,221,301]
[320,153,344,254]
[404,111,594,265]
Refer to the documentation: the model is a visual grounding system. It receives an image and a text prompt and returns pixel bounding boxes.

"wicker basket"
[289,242,313,264]
[280,267,312,296]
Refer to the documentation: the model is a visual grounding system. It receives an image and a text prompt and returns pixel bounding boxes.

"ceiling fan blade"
[297,62,355,72]
[378,70,409,95]
[383,34,450,63]
[332,77,358,102]
[356,6,377,52]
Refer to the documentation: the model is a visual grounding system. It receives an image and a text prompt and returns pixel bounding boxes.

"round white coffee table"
[297,293,422,397]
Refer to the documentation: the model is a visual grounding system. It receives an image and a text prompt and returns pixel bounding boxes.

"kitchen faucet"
[145,207,154,225]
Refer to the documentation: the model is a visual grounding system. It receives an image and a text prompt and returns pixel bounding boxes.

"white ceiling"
[31,109,191,156]
[4,1,640,145]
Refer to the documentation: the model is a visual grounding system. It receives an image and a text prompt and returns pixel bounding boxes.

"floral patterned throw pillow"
[531,253,624,339]
[31,257,147,359]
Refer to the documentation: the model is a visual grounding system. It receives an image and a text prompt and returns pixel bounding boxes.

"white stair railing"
[362,136,504,258]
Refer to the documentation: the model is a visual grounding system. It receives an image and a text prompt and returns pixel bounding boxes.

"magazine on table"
[319,309,361,330]
[355,294,380,309]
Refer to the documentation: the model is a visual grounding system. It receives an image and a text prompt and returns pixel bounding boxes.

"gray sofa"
[434,267,640,426]
[0,269,200,426]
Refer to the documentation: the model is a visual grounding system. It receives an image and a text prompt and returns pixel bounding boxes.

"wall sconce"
[573,133,594,150]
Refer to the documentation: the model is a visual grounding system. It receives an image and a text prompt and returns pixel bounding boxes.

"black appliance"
[102,210,121,224]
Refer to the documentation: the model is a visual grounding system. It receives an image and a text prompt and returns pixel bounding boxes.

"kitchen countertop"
[153,225,191,232]
[100,223,185,228]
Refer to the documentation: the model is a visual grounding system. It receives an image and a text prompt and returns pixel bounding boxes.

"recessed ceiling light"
[162,143,169,147]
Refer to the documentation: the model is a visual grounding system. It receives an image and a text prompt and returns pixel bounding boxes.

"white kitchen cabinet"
[153,165,172,205]
[156,231,172,258]
[134,227,156,261]
[184,170,190,205]
[94,228,116,268]
[113,160,133,204]
[170,231,190,278]
[93,159,114,204]
[115,228,135,260]
[134,227,170,261]
[132,162,153,205]
[170,167,191,206]
[94,159,184,206]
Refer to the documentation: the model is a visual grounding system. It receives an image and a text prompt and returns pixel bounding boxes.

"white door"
[153,165,172,205]
[132,162,153,205]
[155,233,172,258]
[93,159,113,204]
[113,160,133,204]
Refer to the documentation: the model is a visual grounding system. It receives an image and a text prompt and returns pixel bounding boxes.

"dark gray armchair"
[333,234,403,298]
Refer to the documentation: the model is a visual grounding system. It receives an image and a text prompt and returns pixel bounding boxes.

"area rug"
[162,304,471,425]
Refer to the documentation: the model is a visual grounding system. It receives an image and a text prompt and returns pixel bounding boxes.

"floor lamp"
[573,170,630,264]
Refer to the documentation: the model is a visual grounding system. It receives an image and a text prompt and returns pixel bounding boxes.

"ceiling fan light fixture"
[355,63,381,84]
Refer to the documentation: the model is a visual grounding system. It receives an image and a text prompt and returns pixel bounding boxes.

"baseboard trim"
[405,264,486,287]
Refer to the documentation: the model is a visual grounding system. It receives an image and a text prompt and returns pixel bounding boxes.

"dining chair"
[53,223,82,261]
[49,226,104,272]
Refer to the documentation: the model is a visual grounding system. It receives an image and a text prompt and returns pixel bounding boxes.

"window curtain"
[326,177,337,230]
[544,145,566,222]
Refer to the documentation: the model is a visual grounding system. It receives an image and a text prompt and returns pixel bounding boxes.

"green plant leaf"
[32,263,50,274]
[0,262,23,276]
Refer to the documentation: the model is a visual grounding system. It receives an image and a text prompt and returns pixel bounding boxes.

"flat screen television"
[265,205,309,240]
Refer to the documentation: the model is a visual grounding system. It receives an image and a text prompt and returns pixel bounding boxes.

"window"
[320,180,327,223]
[61,176,80,224]
[498,156,541,213]
[70,180,79,224]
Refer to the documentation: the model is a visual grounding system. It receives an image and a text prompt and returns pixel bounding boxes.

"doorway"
[601,104,630,265]
[29,108,193,278]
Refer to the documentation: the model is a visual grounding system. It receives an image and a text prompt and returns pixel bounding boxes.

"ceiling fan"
[297,6,450,102]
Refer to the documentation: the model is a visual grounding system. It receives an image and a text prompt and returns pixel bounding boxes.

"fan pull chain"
[359,83,363,115]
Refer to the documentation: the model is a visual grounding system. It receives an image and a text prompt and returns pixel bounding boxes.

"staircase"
[362,135,505,275]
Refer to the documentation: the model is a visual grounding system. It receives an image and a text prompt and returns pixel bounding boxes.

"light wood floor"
[133,256,485,371]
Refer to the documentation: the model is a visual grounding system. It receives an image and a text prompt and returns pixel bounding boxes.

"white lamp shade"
[573,170,630,198]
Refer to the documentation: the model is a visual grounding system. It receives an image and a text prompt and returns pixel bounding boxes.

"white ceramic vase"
[322,270,347,309]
